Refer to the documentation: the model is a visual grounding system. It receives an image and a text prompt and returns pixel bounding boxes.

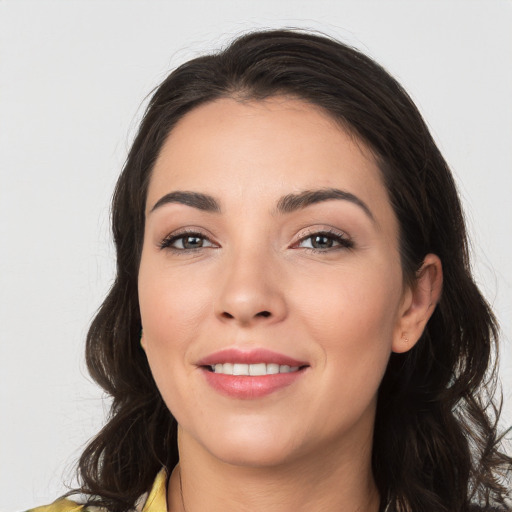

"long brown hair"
[71,29,511,511]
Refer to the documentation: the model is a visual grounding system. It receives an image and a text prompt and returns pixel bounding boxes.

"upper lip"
[197,348,308,368]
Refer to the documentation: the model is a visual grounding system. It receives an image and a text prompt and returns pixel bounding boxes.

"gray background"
[1,1,511,509]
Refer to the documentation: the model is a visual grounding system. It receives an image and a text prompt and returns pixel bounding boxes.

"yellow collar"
[27,469,169,512]
[140,468,168,512]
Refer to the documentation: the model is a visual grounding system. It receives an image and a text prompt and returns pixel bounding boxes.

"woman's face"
[138,97,411,467]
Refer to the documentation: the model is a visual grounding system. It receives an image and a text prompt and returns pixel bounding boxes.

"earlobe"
[392,254,443,354]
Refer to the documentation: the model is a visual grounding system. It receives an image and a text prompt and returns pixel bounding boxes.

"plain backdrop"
[1,1,511,510]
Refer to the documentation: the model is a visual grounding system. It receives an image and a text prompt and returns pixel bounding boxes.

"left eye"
[297,232,353,250]
[160,232,215,250]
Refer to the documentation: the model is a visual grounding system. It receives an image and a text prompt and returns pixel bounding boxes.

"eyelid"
[293,227,354,251]
[158,228,218,251]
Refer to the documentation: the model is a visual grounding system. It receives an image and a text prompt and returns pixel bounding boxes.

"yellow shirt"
[25,469,168,512]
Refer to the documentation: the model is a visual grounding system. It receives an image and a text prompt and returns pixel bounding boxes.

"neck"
[167,430,380,512]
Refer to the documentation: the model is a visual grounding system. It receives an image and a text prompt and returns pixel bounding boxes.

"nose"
[214,249,288,327]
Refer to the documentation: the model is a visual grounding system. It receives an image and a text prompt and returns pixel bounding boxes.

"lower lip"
[202,368,306,399]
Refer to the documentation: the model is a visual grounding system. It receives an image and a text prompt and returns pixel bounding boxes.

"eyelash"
[159,228,354,254]
[295,229,354,252]
[159,229,214,252]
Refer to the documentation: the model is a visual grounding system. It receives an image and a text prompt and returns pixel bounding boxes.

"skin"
[138,97,442,511]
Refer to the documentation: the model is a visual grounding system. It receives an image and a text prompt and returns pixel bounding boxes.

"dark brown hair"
[72,29,511,511]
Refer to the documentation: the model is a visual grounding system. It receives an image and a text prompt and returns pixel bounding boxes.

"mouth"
[198,348,310,399]
[205,363,305,375]
[197,347,308,368]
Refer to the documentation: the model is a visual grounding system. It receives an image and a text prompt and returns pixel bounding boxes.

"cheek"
[296,264,402,386]
[138,257,213,342]
[138,279,202,427]
[297,260,402,338]
[137,258,209,408]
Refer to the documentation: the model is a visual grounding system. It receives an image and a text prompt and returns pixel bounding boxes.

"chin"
[212,436,300,468]
[186,417,308,468]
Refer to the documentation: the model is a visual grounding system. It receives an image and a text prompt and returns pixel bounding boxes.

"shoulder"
[24,498,105,512]
[23,468,168,512]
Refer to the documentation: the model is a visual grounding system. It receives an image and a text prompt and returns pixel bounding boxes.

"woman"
[29,29,511,512]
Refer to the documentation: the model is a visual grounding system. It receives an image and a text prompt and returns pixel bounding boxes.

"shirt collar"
[137,468,168,512]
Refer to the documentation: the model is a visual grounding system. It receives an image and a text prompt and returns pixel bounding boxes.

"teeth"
[233,363,248,375]
[211,363,301,376]
[267,363,279,374]
[249,363,266,376]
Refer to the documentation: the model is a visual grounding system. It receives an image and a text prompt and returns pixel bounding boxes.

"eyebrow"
[274,188,374,221]
[150,191,221,213]
[150,187,374,222]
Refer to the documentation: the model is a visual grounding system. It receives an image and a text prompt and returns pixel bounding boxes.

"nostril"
[219,310,272,321]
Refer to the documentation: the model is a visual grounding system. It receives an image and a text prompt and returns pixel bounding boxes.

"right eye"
[159,231,216,251]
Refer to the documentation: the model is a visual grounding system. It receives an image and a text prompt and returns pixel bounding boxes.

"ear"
[140,328,146,350]
[392,254,443,354]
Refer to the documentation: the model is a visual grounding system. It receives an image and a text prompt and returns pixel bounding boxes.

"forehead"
[147,97,392,224]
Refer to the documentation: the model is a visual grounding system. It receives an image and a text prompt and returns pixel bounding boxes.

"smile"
[198,348,309,399]
[209,363,300,375]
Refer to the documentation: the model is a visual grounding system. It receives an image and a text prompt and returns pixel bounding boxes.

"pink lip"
[197,348,307,367]
[197,348,309,400]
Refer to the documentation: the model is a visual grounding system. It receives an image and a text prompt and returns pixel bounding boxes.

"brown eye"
[160,232,216,251]
[297,231,354,251]
[311,234,335,249]
[181,235,204,249]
